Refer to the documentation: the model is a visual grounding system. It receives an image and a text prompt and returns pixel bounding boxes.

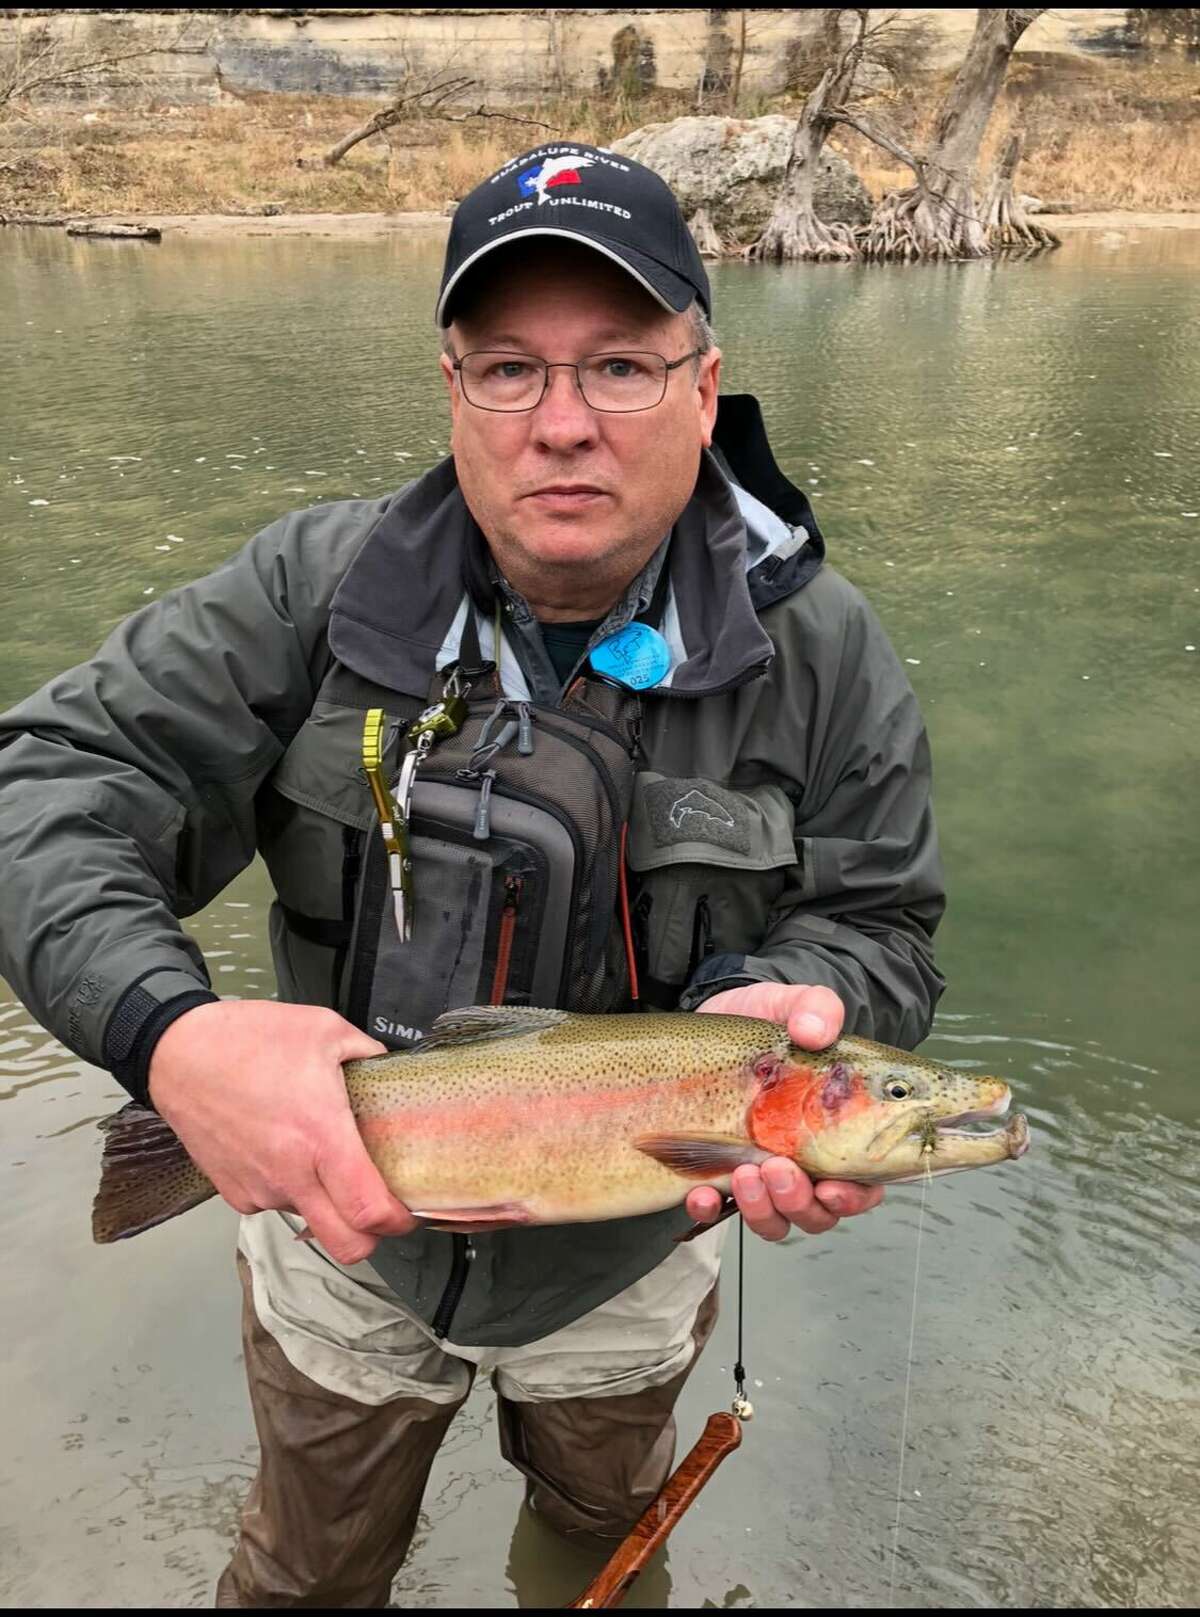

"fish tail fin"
[92,1102,216,1244]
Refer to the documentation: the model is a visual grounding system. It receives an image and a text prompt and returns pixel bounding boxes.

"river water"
[1,223,1198,1609]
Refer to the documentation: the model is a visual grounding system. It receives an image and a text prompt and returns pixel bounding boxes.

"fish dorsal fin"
[747,1063,817,1156]
[411,1005,570,1053]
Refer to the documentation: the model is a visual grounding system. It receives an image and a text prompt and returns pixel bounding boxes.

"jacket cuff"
[676,952,757,1011]
[104,972,221,1107]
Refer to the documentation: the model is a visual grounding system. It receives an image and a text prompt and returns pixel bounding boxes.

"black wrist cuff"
[105,987,220,1108]
[676,952,756,1012]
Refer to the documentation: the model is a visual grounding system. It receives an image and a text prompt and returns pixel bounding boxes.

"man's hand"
[688,981,884,1241]
[148,1000,417,1265]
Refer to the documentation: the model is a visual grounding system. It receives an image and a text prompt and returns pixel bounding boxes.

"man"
[0,142,944,1605]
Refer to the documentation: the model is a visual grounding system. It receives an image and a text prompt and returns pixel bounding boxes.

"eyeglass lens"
[459,352,671,412]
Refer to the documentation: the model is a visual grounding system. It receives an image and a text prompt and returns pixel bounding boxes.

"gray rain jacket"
[0,395,945,1346]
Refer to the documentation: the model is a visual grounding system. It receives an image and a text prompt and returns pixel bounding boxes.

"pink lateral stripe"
[359,1070,734,1143]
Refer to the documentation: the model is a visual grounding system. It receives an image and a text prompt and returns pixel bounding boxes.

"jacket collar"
[328,394,824,701]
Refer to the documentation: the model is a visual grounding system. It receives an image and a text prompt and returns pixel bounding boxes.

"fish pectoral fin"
[865,1112,920,1162]
[412,1006,569,1053]
[411,1202,534,1233]
[632,1133,770,1179]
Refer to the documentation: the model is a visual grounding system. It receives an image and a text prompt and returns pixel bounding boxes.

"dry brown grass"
[1,57,1197,220]
[831,55,1200,211]
[0,87,697,217]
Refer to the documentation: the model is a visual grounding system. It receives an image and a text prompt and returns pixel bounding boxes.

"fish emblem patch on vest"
[643,779,751,854]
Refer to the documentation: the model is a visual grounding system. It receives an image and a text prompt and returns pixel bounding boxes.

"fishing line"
[727,1212,754,1421]
[887,1156,932,1607]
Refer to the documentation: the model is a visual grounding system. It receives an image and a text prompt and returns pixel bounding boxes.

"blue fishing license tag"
[589,621,672,690]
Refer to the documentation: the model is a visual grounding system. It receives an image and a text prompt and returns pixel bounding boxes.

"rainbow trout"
[92,1006,1029,1243]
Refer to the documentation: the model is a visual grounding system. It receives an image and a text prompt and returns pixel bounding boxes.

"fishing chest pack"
[340,641,644,1051]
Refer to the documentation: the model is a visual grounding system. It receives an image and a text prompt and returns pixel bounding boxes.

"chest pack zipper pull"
[490,875,523,1004]
[473,769,498,840]
[476,699,510,752]
[516,702,534,756]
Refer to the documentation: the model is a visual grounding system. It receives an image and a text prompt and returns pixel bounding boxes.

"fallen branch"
[437,104,561,131]
[317,74,476,166]
[312,85,560,169]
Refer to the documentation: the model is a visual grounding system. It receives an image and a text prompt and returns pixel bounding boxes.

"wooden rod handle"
[566,1411,743,1610]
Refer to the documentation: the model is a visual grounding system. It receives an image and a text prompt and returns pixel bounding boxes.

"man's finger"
[685,1185,726,1223]
[759,1159,840,1235]
[788,986,846,1050]
[334,1025,391,1063]
[290,1179,382,1267]
[314,1112,418,1239]
[731,1165,792,1242]
[813,1181,885,1218]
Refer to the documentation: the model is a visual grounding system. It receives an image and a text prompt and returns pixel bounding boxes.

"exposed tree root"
[748,207,858,263]
[982,132,1061,253]
[687,206,724,259]
[856,177,990,263]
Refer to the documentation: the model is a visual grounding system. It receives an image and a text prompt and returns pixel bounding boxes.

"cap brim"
[436,228,699,328]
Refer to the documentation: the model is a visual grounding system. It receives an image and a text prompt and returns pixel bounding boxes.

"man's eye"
[601,356,646,379]
[489,361,533,380]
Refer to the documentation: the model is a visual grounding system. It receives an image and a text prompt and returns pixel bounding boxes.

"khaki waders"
[216,1239,720,1608]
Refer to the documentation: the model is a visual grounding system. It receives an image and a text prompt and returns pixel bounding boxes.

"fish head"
[748,1037,1029,1184]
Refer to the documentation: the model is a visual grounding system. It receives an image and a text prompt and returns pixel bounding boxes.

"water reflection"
[1,226,1199,1607]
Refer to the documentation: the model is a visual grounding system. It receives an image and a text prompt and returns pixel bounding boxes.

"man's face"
[441,244,720,613]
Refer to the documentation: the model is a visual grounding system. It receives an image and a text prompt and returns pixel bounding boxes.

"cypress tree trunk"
[749,9,865,263]
[982,130,1060,251]
[858,8,1046,262]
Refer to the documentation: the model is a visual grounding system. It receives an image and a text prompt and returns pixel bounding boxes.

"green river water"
[1,223,1198,1608]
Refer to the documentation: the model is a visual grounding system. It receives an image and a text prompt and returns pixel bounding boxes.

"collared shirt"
[483,533,672,703]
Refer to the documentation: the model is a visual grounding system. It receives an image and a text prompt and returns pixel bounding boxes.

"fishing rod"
[567,1218,754,1610]
[567,1410,744,1610]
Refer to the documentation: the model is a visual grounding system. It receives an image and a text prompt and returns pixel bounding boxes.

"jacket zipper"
[333,826,363,1009]
[686,893,715,981]
[652,659,772,701]
[490,874,522,1004]
[431,1235,474,1340]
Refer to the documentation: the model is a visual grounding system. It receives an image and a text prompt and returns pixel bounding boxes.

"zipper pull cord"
[516,701,534,756]
[473,769,497,840]
[475,698,511,753]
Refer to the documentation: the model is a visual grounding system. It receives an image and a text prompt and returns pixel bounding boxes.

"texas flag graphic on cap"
[518,154,597,204]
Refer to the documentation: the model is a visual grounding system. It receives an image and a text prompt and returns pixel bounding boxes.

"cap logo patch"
[519,154,596,204]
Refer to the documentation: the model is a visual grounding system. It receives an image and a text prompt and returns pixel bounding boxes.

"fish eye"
[884,1076,914,1100]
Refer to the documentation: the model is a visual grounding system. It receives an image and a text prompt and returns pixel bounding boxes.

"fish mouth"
[933,1095,1030,1160]
[932,1090,1010,1139]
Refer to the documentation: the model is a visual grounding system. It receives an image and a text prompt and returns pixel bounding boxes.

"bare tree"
[1,13,210,120]
[837,8,1050,261]
[748,9,868,262]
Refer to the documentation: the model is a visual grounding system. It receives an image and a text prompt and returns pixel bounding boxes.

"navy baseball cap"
[435,141,711,328]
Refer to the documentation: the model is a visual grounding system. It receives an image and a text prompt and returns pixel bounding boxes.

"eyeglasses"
[452,349,703,414]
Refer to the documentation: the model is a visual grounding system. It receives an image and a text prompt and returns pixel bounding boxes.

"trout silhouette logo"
[518,154,597,204]
[669,790,736,832]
